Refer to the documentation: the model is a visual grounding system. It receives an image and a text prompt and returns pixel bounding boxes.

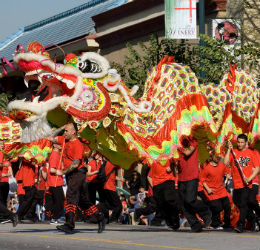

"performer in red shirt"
[16,159,38,222]
[0,159,13,207]
[247,149,260,230]
[0,140,18,227]
[86,151,102,205]
[25,163,47,222]
[49,123,105,234]
[224,134,260,233]
[150,160,180,230]
[15,168,25,207]
[99,159,123,223]
[43,143,65,224]
[201,152,231,229]
[177,136,211,232]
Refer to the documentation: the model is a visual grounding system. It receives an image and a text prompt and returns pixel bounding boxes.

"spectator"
[119,194,129,224]
[126,171,142,196]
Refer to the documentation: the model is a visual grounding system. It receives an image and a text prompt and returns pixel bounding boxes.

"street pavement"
[0,222,259,250]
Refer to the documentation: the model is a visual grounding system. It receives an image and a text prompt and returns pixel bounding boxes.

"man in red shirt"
[42,143,64,224]
[25,162,47,222]
[200,153,231,229]
[247,149,260,230]
[99,159,123,223]
[49,123,105,234]
[16,159,38,222]
[150,160,180,230]
[86,152,103,205]
[177,136,212,232]
[15,168,25,207]
[0,140,18,227]
[0,159,13,207]
[224,134,260,233]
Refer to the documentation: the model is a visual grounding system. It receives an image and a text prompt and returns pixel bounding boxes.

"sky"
[0,0,90,43]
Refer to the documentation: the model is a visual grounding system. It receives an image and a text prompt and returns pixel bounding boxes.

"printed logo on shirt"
[237,156,250,167]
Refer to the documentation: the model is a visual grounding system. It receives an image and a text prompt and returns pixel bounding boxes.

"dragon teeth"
[24,79,29,88]
[33,96,40,103]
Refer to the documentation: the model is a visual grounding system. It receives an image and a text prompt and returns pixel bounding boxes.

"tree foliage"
[0,93,12,115]
[111,35,199,97]
[112,31,260,96]
[199,34,260,85]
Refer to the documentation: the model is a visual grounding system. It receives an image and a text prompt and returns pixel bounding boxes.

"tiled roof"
[0,0,127,61]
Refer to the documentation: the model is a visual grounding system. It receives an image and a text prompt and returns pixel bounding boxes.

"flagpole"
[199,0,205,79]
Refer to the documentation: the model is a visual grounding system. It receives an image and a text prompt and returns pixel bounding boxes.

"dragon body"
[2,42,259,169]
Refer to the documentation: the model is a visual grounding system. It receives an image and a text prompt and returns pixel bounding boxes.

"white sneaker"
[50,219,60,225]
[1,219,11,224]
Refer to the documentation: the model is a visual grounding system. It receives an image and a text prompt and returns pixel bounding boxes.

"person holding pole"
[224,134,260,233]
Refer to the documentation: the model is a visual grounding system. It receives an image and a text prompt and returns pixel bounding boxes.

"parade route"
[0,223,259,250]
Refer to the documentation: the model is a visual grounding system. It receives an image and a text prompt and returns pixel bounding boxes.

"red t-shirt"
[48,151,63,187]
[178,140,199,181]
[229,148,258,189]
[252,150,260,185]
[15,169,25,195]
[60,137,84,170]
[200,161,230,200]
[37,166,47,191]
[86,160,100,182]
[0,152,6,182]
[17,182,25,195]
[20,161,37,187]
[0,152,3,163]
[0,161,10,182]
[198,169,204,192]
[104,161,119,191]
[150,161,175,187]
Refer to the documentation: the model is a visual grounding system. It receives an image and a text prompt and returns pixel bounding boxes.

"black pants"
[49,186,64,220]
[18,194,25,208]
[45,192,53,220]
[198,190,210,206]
[87,182,103,205]
[178,179,211,228]
[27,190,44,219]
[233,187,256,228]
[0,202,14,219]
[65,171,99,229]
[153,180,180,228]
[99,188,122,222]
[209,196,231,227]
[17,186,37,220]
[248,184,260,218]
[0,182,9,207]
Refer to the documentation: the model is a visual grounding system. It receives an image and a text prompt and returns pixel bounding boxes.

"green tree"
[112,32,260,95]
[199,34,260,85]
[0,93,11,115]
[111,35,199,97]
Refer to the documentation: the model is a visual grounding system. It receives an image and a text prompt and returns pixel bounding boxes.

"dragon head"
[7,42,151,143]
[7,42,114,142]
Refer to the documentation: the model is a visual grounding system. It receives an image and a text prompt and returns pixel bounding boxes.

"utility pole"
[199,0,205,79]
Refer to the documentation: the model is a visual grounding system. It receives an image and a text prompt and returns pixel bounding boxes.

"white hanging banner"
[165,0,197,39]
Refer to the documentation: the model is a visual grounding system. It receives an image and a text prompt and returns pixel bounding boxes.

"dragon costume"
[1,41,259,169]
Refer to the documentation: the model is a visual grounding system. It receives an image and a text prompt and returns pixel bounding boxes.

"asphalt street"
[0,222,259,250]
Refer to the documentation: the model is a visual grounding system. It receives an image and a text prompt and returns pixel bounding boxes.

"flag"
[165,0,197,39]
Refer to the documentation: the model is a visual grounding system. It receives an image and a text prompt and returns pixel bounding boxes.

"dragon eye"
[43,74,53,80]
[78,62,86,70]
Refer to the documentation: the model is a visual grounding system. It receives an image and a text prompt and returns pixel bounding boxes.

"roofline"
[24,0,110,32]
[0,0,109,48]
[93,0,164,27]
[0,28,24,49]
